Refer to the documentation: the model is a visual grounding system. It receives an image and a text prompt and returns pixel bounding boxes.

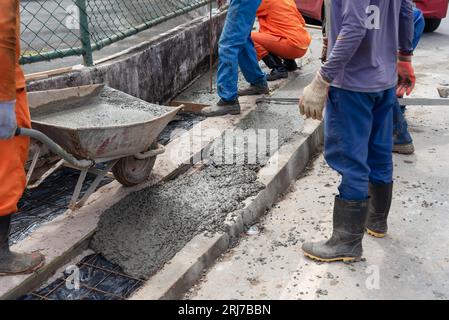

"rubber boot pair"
[262,53,288,81]
[0,215,45,276]
[302,183,393,262]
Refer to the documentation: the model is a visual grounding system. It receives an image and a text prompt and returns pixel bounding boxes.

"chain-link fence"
[20,0,210,65]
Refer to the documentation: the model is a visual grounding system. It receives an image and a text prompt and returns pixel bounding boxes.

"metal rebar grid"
[23,254,144,300]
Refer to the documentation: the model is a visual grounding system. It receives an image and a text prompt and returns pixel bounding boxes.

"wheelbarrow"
[19,84,182,210]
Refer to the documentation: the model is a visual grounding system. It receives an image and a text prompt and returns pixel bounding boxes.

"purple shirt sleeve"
[320,0,371,83]
[399,0,414,54]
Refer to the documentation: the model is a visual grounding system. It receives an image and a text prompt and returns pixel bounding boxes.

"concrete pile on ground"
[91,164,264,279]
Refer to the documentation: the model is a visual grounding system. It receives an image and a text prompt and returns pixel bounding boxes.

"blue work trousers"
[324,87,396,201]
[393,7,425,144]
[217,0,266,102]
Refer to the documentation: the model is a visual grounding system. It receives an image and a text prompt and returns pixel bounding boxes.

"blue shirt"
[320,0,414,93]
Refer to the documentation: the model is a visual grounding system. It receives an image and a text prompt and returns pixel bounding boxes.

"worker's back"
[322,0,414,93]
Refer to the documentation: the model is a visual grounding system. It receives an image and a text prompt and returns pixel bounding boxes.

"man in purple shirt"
[300,0,415,262]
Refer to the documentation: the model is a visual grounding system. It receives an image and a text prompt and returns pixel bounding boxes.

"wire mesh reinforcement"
[20,254,144,300]
[20,0,210,65]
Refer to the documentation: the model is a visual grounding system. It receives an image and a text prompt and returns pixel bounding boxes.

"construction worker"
[393,6,425,154]
[252,0,312,81]
[300,0,415,262]
[0,0,45,275]
[201,0,268,117]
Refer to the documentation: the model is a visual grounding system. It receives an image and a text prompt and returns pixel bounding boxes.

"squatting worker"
[252,0,312,81]
[0,0,45,275]
[201,0,269,117]
[299,0,415,262]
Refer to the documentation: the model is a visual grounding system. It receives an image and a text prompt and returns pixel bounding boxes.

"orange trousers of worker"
[251,32,308,61]
[0,88,31,216]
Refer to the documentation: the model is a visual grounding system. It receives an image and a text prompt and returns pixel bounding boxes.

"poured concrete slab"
[0,79,292,300]
[130,69,323,300]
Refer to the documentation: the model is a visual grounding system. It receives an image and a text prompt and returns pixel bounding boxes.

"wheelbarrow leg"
[28,159,65,189]
[26,147,41,186]
[73,160,119,210]
[69,168,89,210]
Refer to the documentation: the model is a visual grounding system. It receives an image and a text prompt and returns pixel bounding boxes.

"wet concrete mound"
[91,165,264,280]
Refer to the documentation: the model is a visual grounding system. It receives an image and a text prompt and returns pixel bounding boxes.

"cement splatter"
[33,86,173,128]
[91,165,264,280]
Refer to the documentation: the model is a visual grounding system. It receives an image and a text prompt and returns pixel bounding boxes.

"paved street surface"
[185,19,449,300]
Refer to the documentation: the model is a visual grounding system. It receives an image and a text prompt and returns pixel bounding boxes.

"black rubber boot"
[302,197,369,262]
[237,82,269,96]
[262,53,288,81]
[200,98,241,117]
[366,182,393,238]
[283,59,298,71]
[0,215,45,276]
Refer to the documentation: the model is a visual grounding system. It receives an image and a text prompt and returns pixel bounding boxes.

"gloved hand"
[397,53,416,97]
[0,101,17,140]
[299,72,330,121]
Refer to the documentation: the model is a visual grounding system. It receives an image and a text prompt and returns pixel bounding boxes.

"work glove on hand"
[0,101,17,140]
[299,72,330,121]
[397,53,416,97]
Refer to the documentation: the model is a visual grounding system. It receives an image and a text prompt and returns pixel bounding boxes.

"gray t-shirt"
[320,0,414,93]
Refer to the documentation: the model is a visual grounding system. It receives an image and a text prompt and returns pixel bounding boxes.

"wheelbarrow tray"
[29,85,180,161]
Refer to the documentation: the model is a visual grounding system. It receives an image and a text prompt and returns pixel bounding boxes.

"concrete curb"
[131,120,323,300]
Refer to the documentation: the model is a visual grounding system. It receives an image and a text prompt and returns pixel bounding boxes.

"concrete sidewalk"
[186,104,449,300]
[185,19,449,301]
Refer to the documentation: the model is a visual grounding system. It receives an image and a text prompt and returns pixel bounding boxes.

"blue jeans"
[217,0,266,102]
[324,87,396,201]
[413,8,425,50]
[393,99,413,145]
[392,8,425,144]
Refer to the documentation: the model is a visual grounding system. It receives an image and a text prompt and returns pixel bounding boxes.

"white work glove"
[0,101,17,140]
[299,72,330,121]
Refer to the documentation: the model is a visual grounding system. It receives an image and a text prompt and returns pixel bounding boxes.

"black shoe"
[283,59,298,71]
[0,215,45,276]
[262,53,288,82]
[266,68,288,81]
[237,82,269,96]
[200,99,241,117]
[302,196,369,262]
[366,182,393,238]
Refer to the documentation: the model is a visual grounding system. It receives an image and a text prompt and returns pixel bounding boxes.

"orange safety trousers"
[0,88,31,216]
[251,31,308,61]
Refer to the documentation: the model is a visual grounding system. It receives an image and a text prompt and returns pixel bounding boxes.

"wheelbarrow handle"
[16,127,94,169]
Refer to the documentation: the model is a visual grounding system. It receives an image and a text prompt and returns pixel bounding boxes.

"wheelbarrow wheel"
[112,142,158,187]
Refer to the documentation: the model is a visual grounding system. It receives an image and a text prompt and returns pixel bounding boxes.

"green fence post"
[76,0,93,66]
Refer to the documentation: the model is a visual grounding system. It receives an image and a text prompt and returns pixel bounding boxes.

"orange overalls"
[252,0,312,61]
[0,0,31,216]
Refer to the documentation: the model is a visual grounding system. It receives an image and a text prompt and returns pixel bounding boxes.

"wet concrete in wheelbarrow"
[32,86,174,129]
[91,100,304,280]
